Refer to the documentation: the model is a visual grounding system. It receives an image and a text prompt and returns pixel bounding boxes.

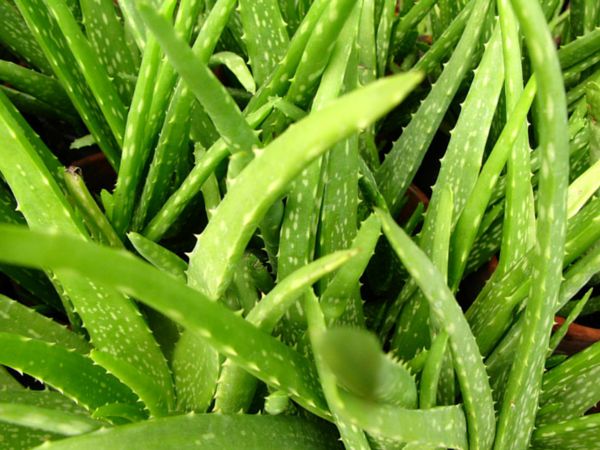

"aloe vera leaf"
[110,2,177,237]
[214,250,358,413]
[0,60,72,113]
[531,414,600,450]
[317,83,360,298]
[284,0,358,108]
[537,340,600,425]
[496,0,535,277]
[0,333,139,411]
[568,67,600,107]
[390,0,438,60]
[304,292,371,449]
[566,158,600,216]
[389,28,504,356]
[127,233,187,281]
[187,71,422,300]
[420,331,449,409]
[0,226,331,419]
[0,0,52,73]
[0,389,90,449]
[448,77,537,290]
[43,0,127,145]
[358,156,389,210]
[320,327,417,407]
[91,402,146,424]
[0,403,104,436]
[0,294,89,353]
[209,51,256,94]
[135,0,243,225]
[12,0,120,168]
[244,0,330,111]
[89,350,168,418]
[117,0,155,51]
[321,215,381,323]
[63,168,122,248]
[479,229,600,364]
[0,183,62,310]
[559,27,600,69]
[276,2,360,343]
[143,102,274,242]
[337,389,467,449]
[33,413,343,450]
[238,0,288,86]
[376,0,396,75]
[378,210,494,450]
[139,3,259,154]
[0,90,175,411]
[413,0,474,73]
[79,0,137,102]
[547,288,593,357]
[0,389,89,416]
[0,368,21,390]
[171,330,220,413]
[494,3,569,449]
[376,0,492,213]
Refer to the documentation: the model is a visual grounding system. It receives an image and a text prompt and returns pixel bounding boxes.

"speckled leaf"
[0,89,175,412]
[0,0,52,73]
[209,51,256,94]
[214,250,358,413]
[376,0,492,213]
[0,294,89,353]
[494,0,570,447]
[537,338,600,424]
[172,330,220,413]
[187,71,423,300]
[42,0,127,145]
[142,101,274,241]
[335,390,467,450]
[0,333,139,411]
[0,61,73,115]
[0,403,104,436]
[128,232,187,281]
[80,0,137,102]
[378,210,495,450]
[0,225,331,419]
[33,414,343,450]
[531,414,600,450]
[239,0,289,86]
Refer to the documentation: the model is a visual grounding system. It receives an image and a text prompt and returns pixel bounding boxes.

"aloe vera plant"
[0,1,599,449]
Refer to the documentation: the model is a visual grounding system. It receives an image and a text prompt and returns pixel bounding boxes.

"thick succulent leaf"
[0,403,104,436]
[172,330,220,413]
[0,225,331,419]
[0,294,89,353]
[214,250,358,413]
[531,414,600,450]
[0,333,139,412]
[186,71,423,300]
[319,327,417,408]
[238,0,288,86]
[0,93,176,409]
[493,0,570,447]
[33,414,343,450]
[378,210,494,450]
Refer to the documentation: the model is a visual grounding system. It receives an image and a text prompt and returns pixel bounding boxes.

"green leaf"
[0,294,89,353]
[186,71,423,300]
[0,333,139,411]
[378,210,494,450]
[0,225,330,419]
[0,403,104,436]
[33,414,343,450]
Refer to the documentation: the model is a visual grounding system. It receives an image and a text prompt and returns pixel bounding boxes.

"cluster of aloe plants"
[0,0,599,448]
